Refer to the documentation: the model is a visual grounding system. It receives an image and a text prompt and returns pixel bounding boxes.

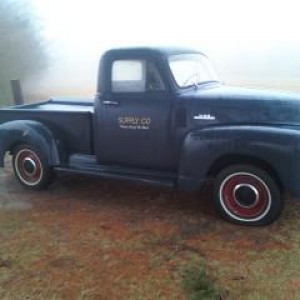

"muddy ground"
[0,159,300,299]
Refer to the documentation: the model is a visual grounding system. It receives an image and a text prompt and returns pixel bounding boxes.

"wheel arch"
[207,154,284,192]
[178,125,297,192]
[0,120,63,167]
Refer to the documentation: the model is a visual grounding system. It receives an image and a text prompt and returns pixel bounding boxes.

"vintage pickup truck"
[0,47,300,225]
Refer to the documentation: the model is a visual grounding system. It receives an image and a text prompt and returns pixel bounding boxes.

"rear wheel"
[214,164,283,225]
[12,144,54,190]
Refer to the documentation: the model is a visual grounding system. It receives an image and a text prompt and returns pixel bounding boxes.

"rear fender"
[0,120,61,167]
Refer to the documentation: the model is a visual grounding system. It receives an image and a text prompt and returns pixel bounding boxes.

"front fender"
[0,120,61,167]
[178,125,300,194]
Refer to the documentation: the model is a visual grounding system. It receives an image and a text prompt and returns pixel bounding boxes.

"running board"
[54,155,177,188]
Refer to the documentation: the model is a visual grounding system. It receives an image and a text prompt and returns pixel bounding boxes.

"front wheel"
[12,144,54,190]
[213,165,283,226]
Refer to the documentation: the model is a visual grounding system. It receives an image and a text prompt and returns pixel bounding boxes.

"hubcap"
[219,172,272,222]
[233,184,259,209]
[14,149,43,186]
[23,157,37,175]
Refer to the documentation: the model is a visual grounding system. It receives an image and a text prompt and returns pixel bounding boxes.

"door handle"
[102,100,119,106]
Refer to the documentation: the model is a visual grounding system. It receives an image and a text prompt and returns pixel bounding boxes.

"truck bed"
[17,97,95,112]
[0,97,95,155]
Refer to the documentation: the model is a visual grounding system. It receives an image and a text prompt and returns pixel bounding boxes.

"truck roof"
[102,46,204,58]
[97,46,206,94]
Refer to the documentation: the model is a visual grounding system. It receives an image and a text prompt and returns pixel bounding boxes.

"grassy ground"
[1,159,300,299]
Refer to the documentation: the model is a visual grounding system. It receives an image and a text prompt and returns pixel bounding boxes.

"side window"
[112,60,165,93]
[112,60,146,93]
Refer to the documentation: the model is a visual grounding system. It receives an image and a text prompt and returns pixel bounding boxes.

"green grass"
[182,264,220,300]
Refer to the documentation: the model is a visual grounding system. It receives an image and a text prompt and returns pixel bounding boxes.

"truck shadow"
[51,173,216,216]
[44,173,298,244]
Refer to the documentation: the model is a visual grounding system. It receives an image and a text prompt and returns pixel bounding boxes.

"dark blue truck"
[1,47,300,225]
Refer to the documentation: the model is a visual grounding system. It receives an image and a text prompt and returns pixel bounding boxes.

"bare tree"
[0,0,47,105]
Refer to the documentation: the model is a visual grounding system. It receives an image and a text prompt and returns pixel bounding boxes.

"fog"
[3,0,300,102]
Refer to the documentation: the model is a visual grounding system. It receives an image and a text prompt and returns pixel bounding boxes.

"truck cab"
[95,47,219,171]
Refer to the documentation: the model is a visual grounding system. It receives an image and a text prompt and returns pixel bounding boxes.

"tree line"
[0,0,47,105]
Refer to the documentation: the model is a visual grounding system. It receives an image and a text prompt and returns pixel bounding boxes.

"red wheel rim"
[220,172,271,221]
[15,149,43,186]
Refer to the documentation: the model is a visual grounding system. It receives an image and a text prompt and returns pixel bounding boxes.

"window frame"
[110,58,167,95]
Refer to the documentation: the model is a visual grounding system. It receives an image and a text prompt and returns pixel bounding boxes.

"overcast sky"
[28,0,300,95]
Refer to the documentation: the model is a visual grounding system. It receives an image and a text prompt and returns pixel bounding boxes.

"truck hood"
[182,85,300,126]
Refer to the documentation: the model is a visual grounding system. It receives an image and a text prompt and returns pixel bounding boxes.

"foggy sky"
[25,0,300,98]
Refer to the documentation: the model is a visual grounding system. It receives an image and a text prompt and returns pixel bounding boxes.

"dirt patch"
[0,258,13,269]
[0,167,300,299]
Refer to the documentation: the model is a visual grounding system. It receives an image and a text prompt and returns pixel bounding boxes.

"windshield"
[168,54,219,88]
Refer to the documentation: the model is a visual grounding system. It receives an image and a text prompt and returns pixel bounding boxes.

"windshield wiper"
[196,80,220,86]
[192,81,199,90]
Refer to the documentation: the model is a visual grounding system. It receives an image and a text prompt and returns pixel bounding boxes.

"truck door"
[96,58,174,171]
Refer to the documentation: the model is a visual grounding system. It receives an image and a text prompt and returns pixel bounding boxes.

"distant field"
[22,78,300,103]
[24,87,95,103]
[227,78,300,93]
